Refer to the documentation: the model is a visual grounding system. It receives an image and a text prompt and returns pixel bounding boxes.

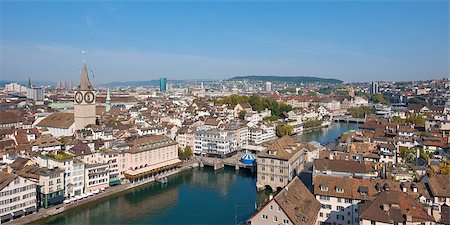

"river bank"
[6,161,199,225]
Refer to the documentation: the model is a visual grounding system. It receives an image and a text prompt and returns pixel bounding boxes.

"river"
[31,122,359,225]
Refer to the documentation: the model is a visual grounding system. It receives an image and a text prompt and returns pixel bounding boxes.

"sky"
[0,1,448,83]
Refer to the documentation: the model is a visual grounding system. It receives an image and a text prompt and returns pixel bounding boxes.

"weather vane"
[82,50,86,63]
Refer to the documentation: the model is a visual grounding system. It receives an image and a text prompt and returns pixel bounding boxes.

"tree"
[238,110,247,120]
[276,124,294,137]
[347,106,375,118]
[303,119,323,128]
[399,147,416,164]
[178,146,193,160]
[408,98,425,104]
[405,113,425,127]
[370,93,388,104]
[183,146,192,159]
[307,91,317,97]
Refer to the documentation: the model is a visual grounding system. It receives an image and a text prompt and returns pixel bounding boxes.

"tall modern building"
[370,81,379,94]
[265,82,272,92]
[160,77,167,93]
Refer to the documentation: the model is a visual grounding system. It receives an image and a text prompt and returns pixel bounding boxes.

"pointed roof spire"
[28,77,32,88]
[106,88,111,101]
[76,62,94,91]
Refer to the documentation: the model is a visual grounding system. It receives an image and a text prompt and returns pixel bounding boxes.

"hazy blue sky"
[1,1,448,83]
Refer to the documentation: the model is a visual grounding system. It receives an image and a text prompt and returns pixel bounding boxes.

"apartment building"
[36,153,85,197]
[84,163,109,192]
[313,176,432,225]
[256,135,306,191]
[0,172,37,224]
[194,129,237,157]
[249,127,276,145]
[17,166,65,209]
[223,122,249,147]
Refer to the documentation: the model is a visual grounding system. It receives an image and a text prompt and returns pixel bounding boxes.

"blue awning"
[48,195,65,205]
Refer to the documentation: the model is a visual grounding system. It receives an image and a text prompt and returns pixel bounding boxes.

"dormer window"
[359,186,369,195]
[269,150,276,156]
[320,183,328,192]
[336,187,344,193]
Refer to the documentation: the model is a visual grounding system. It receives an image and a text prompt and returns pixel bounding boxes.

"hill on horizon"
[228,75,343,84]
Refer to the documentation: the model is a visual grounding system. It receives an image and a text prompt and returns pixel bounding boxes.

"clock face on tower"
[84,91,95,103]
[75,91,83,104]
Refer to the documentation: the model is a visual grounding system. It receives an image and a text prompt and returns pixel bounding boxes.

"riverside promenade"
[5,159,199,225]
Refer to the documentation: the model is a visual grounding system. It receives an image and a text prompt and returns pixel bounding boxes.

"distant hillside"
[98,79,212,88]
[228,76,343,84]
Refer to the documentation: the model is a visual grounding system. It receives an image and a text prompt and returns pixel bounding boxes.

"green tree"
[408,98,425,104]
[276,124,294,137]
[303,119,323,128]
[307,91,317,97]
[183,146,192,159]
[370,93,388,104]
[405,113,425,126]
[238,110,247,120]
[347,106,375,118]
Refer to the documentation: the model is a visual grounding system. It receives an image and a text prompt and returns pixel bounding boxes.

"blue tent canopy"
[240,152,256,165]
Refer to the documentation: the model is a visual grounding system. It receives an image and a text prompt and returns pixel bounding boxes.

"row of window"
[261,214,289,224]
[0,199,35,213]
[318,195,353,203]
[0,184,36,197]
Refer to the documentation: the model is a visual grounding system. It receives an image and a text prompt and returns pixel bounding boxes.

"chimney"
[405,214,412,222]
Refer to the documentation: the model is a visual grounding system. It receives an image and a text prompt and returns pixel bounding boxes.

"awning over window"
[1,214,13,222]
[48,195,65,205]
[25,206,36,213]
[13,210,24,217]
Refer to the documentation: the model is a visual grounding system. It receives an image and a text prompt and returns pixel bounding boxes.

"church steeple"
[28,77,32,88]
[76,63,94,91]
[106,88,111,113]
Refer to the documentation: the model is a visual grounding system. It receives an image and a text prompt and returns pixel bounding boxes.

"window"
[320,196,330,201]
[283,219,289,224]
[320,212,323,217]
[337,206,344,211]
[262,214,268,220]
[270,205,273,211]
[273,216,277,222]
[336,188,344,193]
[371,221,376,225]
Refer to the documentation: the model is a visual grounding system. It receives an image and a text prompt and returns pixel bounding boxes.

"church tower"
[74,62,96,130]
[105,88,111,113]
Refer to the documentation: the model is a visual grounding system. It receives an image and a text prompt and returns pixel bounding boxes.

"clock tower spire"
[74,61,96,130]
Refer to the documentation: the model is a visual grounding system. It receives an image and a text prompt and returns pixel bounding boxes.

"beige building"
[256,135,306,191]
[18,166,65,209]
[74,62,96,130]
[123,135,181,182]
[248,177,321,225]
[0,171,37,224]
